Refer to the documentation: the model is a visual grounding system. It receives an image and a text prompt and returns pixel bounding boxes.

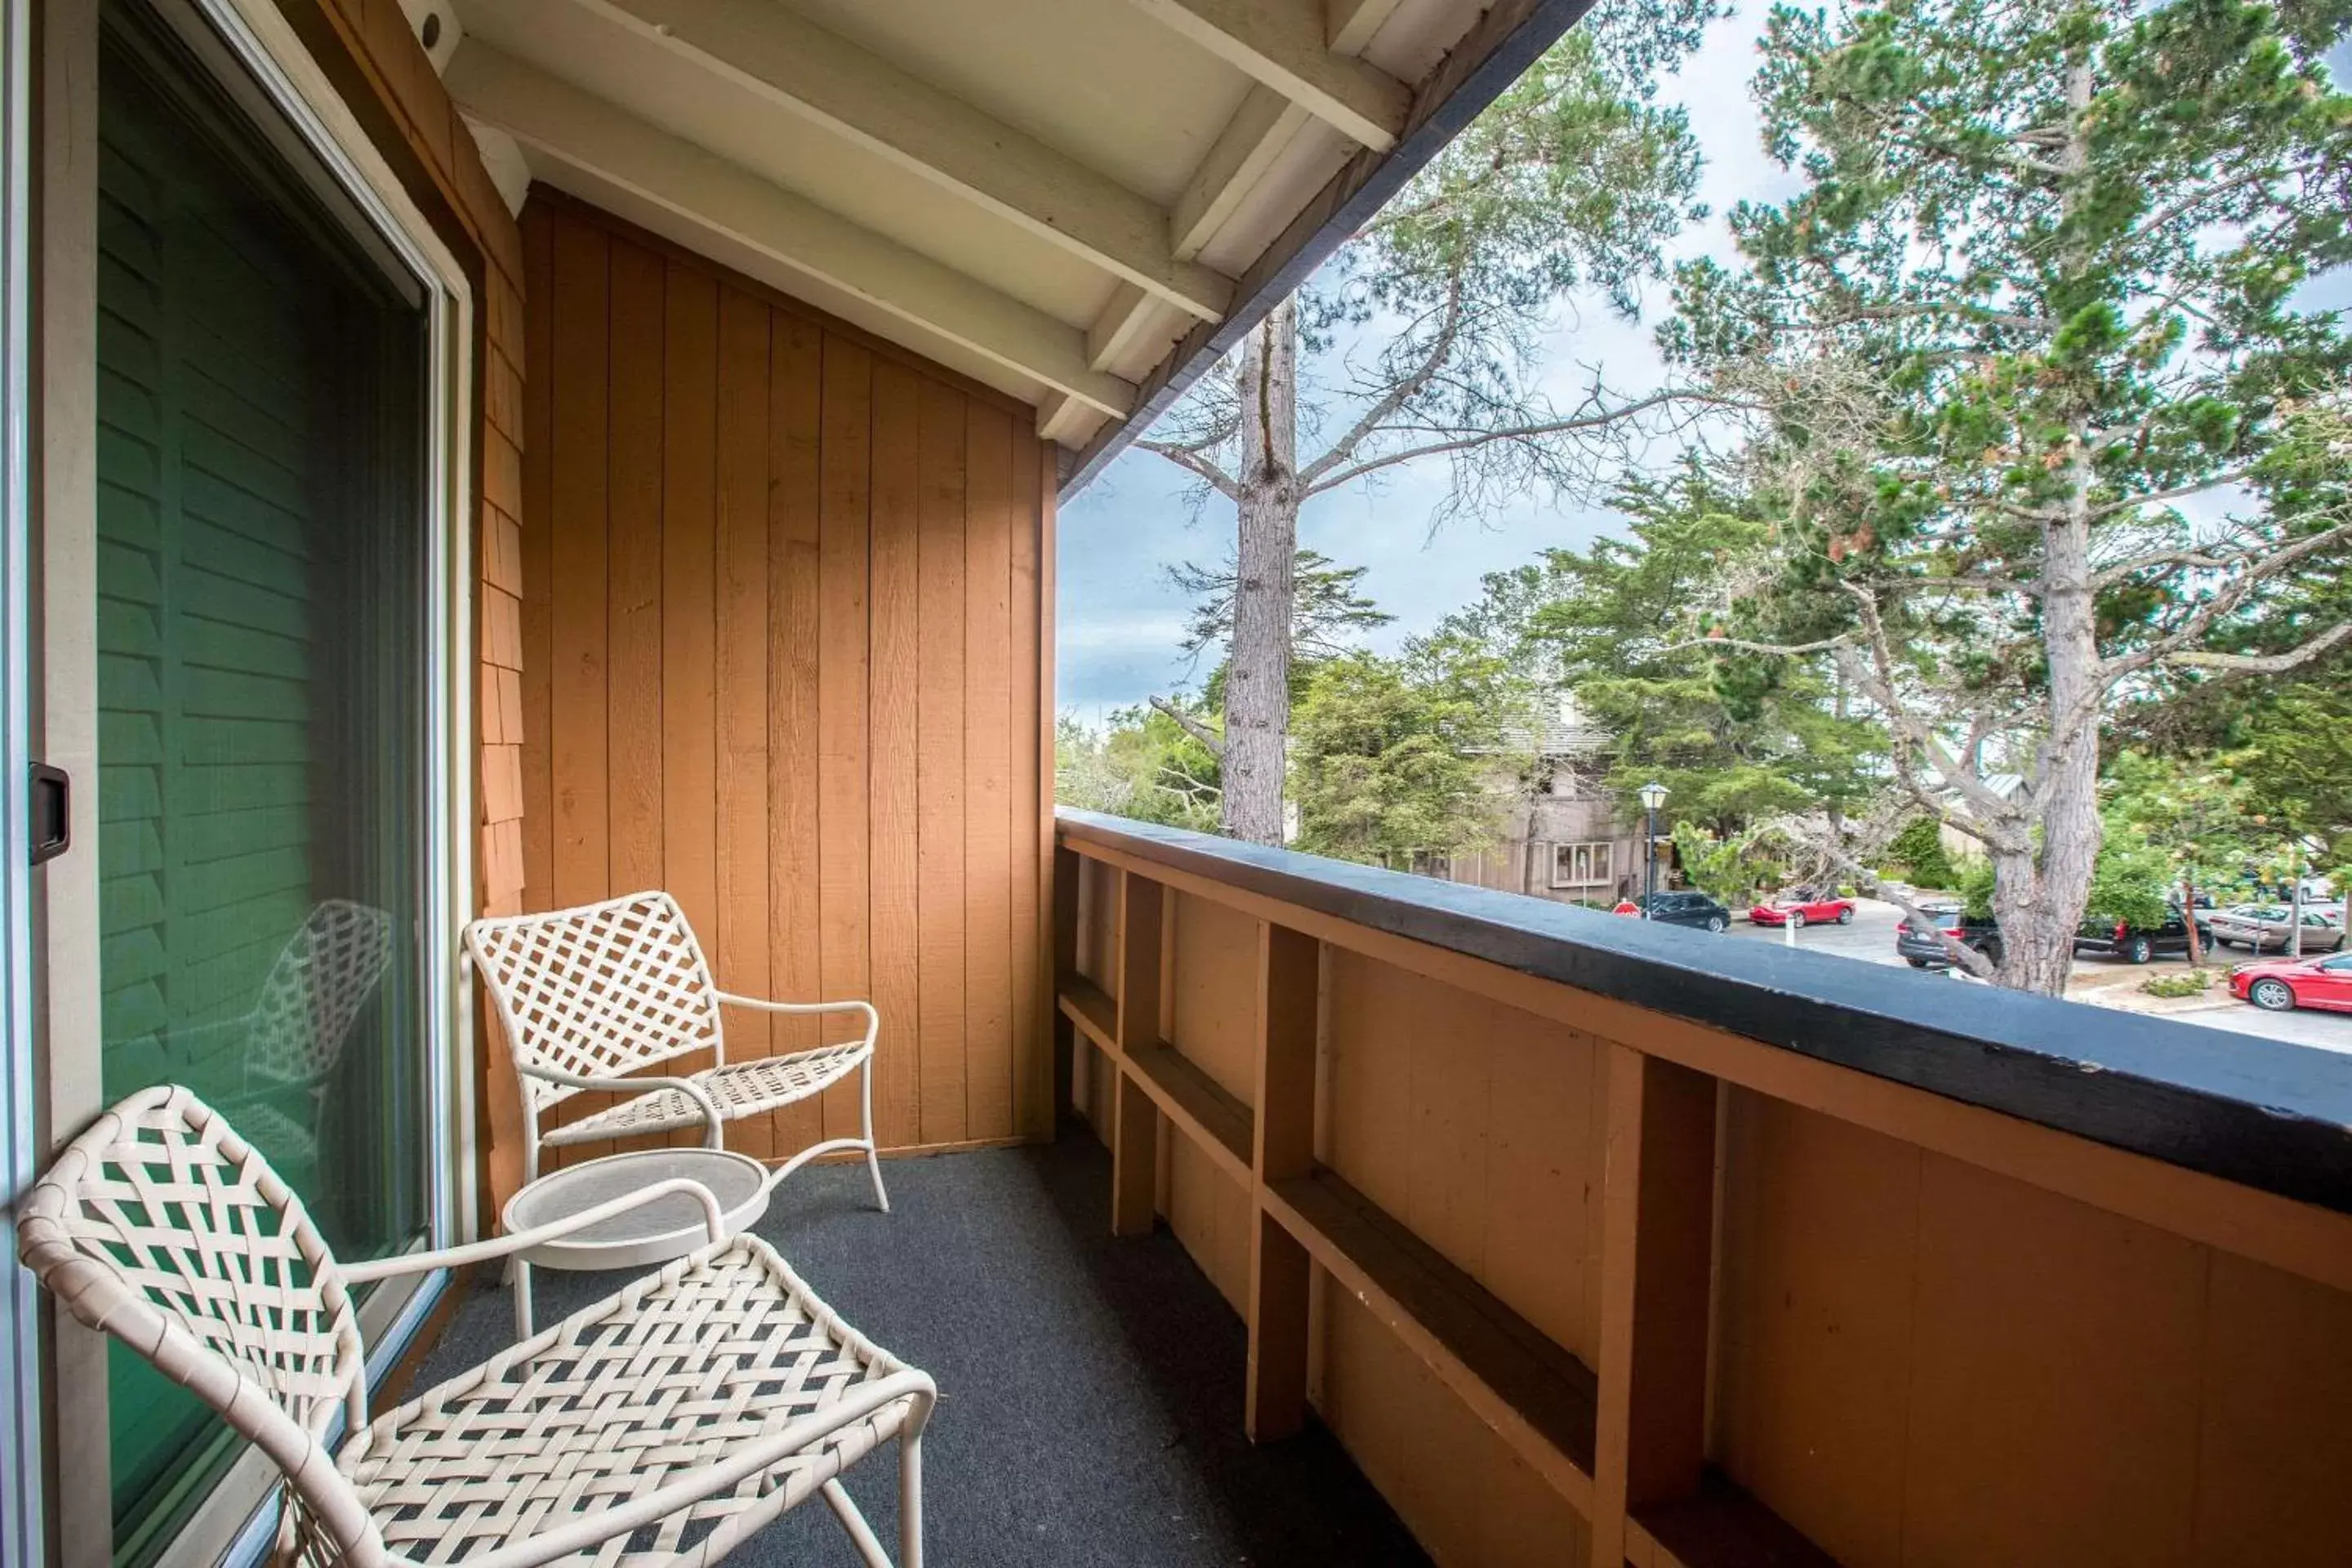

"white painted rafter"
[1169,85,1315,260]
[448,42,1137,417]
[561,0,1233,324]
[1123,0,1410,150]
[1086,283,1164,375]
[1036,392,1102,446]
[1325,0,1409,54]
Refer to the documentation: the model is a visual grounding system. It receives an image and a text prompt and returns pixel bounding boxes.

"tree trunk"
[1987,58,2105,998]
[1221,297,1299,844]
[1990,436,2105,996]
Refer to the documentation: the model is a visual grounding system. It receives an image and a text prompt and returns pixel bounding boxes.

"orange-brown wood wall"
[516,194,1052,1182]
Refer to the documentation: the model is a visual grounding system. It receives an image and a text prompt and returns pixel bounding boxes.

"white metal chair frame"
[19,1086,935,1567]
[464,891,888,1208]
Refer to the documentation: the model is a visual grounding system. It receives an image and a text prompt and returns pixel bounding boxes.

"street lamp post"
[1638,782,1668,919]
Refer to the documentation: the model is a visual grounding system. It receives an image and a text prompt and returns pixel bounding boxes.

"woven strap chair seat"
[466,893,890,1214]
[20,1087,936,1568]
[342,1236,918,1566]
[542,1045,870,1147]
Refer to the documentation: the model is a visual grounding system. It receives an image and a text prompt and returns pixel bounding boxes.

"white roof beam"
[448,42,1136,418]
[1170,86,1315,260]
[1037,393,1102,447]
[1086,283,1165,374]
[565,0,1232,324]
[1124,0,1410,150]
[1325,0,1410,54]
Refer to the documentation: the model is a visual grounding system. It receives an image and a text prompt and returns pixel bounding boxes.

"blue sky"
[1054,16,2352,722]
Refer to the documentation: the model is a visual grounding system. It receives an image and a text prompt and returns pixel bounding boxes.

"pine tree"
[1665,0,2352,990]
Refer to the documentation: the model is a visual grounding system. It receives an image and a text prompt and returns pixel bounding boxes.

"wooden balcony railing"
[1053,808,2352,1568]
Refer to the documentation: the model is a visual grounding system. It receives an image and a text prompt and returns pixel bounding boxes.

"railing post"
[1590,1044,1717,1566]
[1110,869,1165,1236]
[1247,922,1319,1441]
[1051,844,1080,1126]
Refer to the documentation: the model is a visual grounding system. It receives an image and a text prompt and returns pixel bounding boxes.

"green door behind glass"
[93,5,430,1560]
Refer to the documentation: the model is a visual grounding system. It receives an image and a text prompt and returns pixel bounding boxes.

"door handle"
[30,763,69,865]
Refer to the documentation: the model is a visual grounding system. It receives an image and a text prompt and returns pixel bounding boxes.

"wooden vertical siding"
[1058,815,2352,1568]
[518,194,1050,1174]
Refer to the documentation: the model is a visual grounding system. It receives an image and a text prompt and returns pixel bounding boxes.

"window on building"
[1552,841,1613,889]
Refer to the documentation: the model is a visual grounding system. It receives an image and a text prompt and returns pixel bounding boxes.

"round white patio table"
[501,1146,770,1336]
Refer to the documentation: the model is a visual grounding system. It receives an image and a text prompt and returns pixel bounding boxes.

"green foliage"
[1169,550,1394,704]
[1886,816,1960,890]
[1432,468,1881,835]
[2083,824,2175,929]
[1958,857,1997,921]
[2140,969,2216,998]
[1671,821,1791,902]
[2102,751,2263,902]
[1633,0,2352,984]
[1054,709,1221,832]
[1290,647,1532,866]
[2225,678,2352,862]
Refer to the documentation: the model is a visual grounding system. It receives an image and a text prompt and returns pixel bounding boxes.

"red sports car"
[1748,892,1855,928]
[2229,951,2352,1013]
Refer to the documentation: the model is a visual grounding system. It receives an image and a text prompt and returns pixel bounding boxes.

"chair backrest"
[463,890,724,1119]
[17,1085,383,1566]
[247,900,397,1085]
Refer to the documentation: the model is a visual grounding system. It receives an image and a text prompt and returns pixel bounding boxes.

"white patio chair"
[465,891,889,1208]
[19,1085,936,1568]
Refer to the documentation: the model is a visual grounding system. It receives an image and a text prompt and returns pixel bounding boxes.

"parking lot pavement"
[1724,898,1908,966]
[2163,999,2351,1054]
[1717,898,2350,1051]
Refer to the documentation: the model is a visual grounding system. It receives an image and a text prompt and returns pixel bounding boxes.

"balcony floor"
[408,1130,1430,1566]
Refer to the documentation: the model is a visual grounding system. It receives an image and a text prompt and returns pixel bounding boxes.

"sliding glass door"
[89,1,434,1558]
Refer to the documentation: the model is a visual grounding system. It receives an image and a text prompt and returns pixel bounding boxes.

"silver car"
[2207,905,2346,954]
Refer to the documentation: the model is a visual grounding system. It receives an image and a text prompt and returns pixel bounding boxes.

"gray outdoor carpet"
[407,1131,1431,1566]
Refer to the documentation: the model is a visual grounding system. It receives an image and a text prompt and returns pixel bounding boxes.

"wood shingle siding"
[519,193,1052,1172]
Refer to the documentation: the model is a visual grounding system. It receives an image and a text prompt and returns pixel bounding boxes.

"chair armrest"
[341,1178,728,1285]
[713,993,879,1047]
[439,1369,938,1568]
[520,1062,724,1144]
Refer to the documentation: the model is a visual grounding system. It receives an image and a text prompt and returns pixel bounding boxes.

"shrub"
[1886,816,1958,890]
[2139,969,2216,999]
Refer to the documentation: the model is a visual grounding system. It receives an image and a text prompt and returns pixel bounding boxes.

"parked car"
[1632,891,1733,933]
[1895,904,2002,969]
[2072,909,2212,964]
[2229,951,2352,1013]
[1749,890,1856,928]
[2207,905,2345,954]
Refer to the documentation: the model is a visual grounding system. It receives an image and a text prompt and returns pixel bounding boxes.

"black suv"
[1632,890,1733,933]
[2073,909,2211,964]
[1896,904,2002,969]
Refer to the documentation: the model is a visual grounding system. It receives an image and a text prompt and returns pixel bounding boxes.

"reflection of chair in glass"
[185,900,394,1174]
[20,1086,937,1568]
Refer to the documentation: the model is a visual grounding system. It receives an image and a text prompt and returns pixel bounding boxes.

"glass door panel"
[93,2,430,1558]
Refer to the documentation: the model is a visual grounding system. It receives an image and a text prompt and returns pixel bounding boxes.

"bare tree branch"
[1834,586,2032,847]
[2160,621,2352,674]
[1137,440,1240,500]
[1149,695,1227,758]
[1298,283,1467,488]
[1659,631,1853,656]
[2084,466,2254,521]
[1303,388,1725,497]
[2100,520,2352,685]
